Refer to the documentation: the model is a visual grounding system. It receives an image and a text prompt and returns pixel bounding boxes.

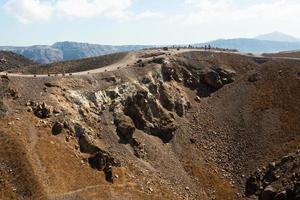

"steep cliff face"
[0,49,300,200]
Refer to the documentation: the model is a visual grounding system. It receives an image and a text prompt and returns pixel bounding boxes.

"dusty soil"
[0,49,300,200]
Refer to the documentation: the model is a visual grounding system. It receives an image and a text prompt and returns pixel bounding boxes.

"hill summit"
[255,31,300,42]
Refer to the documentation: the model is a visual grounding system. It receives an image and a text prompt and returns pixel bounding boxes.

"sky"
[0,0,300,46]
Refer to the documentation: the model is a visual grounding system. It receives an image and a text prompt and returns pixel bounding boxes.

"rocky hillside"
[8,52,129,74]
[246,151,300,200]
[0,51,35,72]
[0,42,149,64]
[0,49,300,200]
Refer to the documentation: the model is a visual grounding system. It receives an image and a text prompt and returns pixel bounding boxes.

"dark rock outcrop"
[162,61,176,81]
[245,151,300,200]
[162,59,236,92]
[201,69,224,89]
[201,68,236,89]
[158,84,175,111]
[88,150,120,171]
[52,121,63,135]
[79,133,100,154]
[88,150,121,183]
[114,111,136,141]
[124,90,178,143]
[215,67,236,84]
[73,123,120,182]
[33,102,52,119]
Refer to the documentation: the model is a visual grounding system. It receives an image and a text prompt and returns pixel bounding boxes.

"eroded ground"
[0,49,300,200]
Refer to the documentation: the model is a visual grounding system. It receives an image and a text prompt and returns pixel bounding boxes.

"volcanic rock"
[33,102,52,119]
[52,121,63,135]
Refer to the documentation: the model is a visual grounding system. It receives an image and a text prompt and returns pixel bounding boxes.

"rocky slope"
[8,52,129,74]
[0,49,300,200]
[0,51,35,72]
[246,151,300,200]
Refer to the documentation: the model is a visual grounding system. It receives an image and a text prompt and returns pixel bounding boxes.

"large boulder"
[201,69,223,89]
[78,134,100,154]
[114,111,136,140]
[158,84,175,111]
[52,121,63,135]
[88,150,120,171]
[74,123,100,154]
[88,150,121,182]
[245,151,300,199]
[216,67,236,84]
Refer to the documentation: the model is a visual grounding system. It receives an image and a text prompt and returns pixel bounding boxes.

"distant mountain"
[3,33,300,63]
[255,32,300,42]
[0,45,63,64]
[0,42,150,64]
[197,38,300,53]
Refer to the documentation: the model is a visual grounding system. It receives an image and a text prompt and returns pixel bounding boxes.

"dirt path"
[0,52,137,78]
[1,49,299,78]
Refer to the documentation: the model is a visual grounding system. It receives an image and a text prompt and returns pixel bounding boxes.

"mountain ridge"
[2,32,300,63]
[255,31,300,42]
[0,42,150,64]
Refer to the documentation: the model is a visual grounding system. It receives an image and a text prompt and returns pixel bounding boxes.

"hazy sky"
[1,0,300,46]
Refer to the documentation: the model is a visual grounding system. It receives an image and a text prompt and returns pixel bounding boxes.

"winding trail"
[1,49,300,78]
[0,52,137,78]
